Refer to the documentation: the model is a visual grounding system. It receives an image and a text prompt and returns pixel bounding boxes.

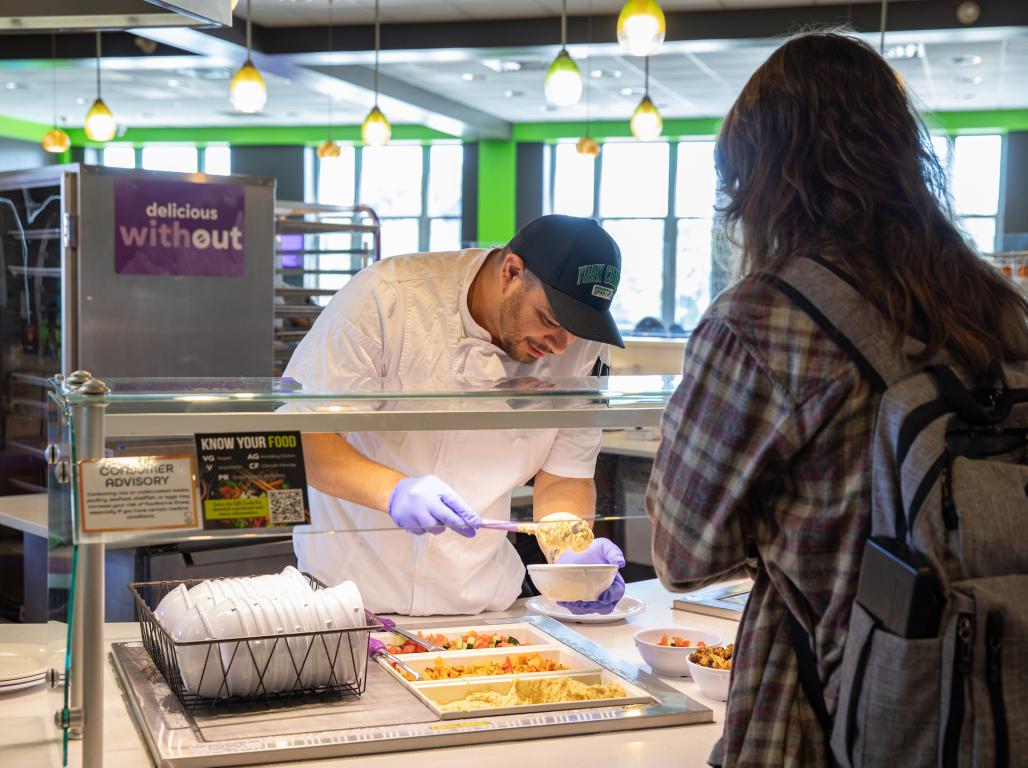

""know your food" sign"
[114,177,245,277]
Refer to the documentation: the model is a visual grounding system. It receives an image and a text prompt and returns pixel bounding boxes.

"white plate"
[0,643,47,683]
[525,596,646,624]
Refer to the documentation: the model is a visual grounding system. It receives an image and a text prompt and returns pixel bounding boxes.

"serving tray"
[112,615,714,767]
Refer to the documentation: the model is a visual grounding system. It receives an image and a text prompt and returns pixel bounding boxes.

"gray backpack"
[771,256,1028,768]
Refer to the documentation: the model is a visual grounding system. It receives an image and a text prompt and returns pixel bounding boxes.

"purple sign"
[114,178,245,277]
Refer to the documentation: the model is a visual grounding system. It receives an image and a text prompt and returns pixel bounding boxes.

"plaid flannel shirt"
[646,273,877,767]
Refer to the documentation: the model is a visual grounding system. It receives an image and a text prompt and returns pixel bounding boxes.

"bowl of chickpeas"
[686,644,735,701]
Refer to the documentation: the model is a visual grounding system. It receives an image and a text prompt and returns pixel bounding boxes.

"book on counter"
[671,578,752,621]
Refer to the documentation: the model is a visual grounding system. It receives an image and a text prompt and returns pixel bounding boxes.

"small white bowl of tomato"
[633,627,723,677]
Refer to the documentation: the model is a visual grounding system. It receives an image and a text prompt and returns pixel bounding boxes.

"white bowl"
[284,592,326,687]
[280,566,313,594]
[633,627,723,677]
[687,655,732,701]
[154,584,193,631]
[174,606,227,698]
[527,563,618,602]
[205,597,254,696]
[249,597,290,693]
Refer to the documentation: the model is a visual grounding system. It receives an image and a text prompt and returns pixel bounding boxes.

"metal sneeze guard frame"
[47,371,677,767]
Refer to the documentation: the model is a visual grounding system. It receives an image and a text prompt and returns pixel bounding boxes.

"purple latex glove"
[387,475,480,537]
[556,537,626,615]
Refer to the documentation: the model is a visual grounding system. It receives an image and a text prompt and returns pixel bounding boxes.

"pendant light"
[84,32,116,143]
[230,0,267,114]
[545,0,583,107]
[317,0,341,158]
[630,56,662,141]
[617,0,666,58]
[361,0,391,146]
[41,35,70,154]
[576,5,598,157]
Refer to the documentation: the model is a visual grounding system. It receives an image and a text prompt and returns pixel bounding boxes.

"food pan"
[369,622,555,655]
[410,670,655,720]
[377,645,600,684]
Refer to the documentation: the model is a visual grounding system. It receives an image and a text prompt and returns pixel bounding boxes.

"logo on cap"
[576,264,620,290]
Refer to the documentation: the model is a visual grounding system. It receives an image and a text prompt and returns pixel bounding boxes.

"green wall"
[3,109,1027,245]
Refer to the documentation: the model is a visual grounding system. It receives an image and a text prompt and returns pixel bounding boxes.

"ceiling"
[243,0,868,27]
[0,0,1024,134]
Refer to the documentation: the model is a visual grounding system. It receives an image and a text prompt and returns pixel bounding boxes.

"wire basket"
[129,574,382,712]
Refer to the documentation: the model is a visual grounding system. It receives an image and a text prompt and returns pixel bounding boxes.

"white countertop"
[0,579,733,768]
[0,493,47,538]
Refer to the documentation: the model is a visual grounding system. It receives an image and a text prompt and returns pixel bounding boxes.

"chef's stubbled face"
[498,278,575,364]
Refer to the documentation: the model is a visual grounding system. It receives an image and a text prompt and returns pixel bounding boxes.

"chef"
[285,214,627,616]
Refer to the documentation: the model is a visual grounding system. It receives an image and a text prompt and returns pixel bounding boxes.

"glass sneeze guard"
[49,374,674,548]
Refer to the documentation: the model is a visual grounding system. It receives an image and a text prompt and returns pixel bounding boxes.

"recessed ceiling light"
[883,43,923,60]
[504,89,524,98]
[620,86,644,97]
[461,72,484,82]
[591,69,622,79]
[952,54,982,66]
[955,75,983,85]
[483,59,522,73]
[75,96,86,105]
[167,79,180,87]
[5,81,22,90]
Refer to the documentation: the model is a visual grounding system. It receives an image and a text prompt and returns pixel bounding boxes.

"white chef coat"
[284,248,606,615]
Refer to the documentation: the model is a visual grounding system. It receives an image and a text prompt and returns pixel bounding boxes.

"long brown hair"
[715,31,1028,375]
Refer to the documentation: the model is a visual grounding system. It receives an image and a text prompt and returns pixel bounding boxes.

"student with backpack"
[646,32,1028,768]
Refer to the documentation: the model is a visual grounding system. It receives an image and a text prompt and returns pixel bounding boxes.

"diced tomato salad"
[658,634,706,648]
[385,629,521,655]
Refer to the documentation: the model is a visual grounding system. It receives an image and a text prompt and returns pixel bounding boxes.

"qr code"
[267,489,306,525]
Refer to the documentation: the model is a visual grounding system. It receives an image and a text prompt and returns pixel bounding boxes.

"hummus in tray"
[440,676,627,712]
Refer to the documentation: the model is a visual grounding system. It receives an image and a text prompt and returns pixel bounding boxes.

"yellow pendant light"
[362,0,391,146]
[630,57,662,141]
[41,35,69,153]
[317,139,341,158]
[544,0,582,107]
[84,32,116,143]
[576,136,599,157]
[230,0,267,113]
[42,129,70,154]
[362,106,391,147]
[317,0,341,159]
[617,0,666,58]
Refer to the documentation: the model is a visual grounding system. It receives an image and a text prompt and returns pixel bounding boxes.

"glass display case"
[44,372,707,768]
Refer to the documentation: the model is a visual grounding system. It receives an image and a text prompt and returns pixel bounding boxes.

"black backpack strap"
[787,609,834,740]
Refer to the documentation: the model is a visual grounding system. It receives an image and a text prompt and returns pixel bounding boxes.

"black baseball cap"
[508,215,624,348]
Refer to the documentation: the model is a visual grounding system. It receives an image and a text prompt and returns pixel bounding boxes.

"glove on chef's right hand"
[388,476,480,537]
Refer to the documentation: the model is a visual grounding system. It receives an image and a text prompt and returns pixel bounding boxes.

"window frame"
[312,141,463,255]
[546,137,718,332]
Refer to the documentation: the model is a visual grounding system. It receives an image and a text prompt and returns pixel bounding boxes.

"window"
[102,143,135,169]
[547,137,719,334]
[312,141,464,257]
[140,144,198,173]
[951,135,1002,254]
[203,145,232,176]
[931,133,1003,254]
